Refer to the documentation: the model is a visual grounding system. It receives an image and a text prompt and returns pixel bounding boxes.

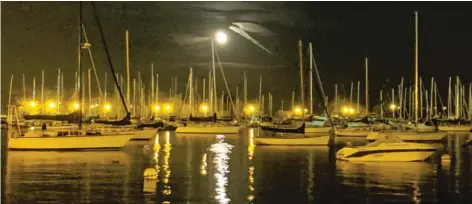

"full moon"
[215,31,227,44]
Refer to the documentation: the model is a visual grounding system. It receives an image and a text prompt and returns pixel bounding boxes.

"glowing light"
[73,103,80,110]
[343,107,349,113]
[244,104,256,115]
[200,104,209,113]
[389,104,396,110]
[348,108,355,114]
[29,101,37,108]
[215,31,227,44]
[104,103,111,111]
[293,106,302,115]
[48,102,56,109]
[163,103,173,113]
[154,105,160,112]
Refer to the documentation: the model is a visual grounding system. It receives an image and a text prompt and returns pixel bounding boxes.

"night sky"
[2,2,472,110]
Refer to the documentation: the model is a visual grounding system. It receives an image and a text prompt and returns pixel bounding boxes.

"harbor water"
[1,130,471,204]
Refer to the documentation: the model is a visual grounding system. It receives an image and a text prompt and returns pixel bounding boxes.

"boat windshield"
[365,135,403,147]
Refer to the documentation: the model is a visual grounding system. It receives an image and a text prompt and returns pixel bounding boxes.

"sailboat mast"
[365,57,369,115]
[41,70,44,113]
[189,67,193,115]
[309,43,313,115]
[357,81,360,114]
[126,30,130,107]
[298,40,305,119]
[57,69,60,113]
[78,1,83,128]
[244,71,247,107]
[9,74,14,106]
[414,11,419,128]
[334,84,338,114]
[22,74,26,102]
[33,77,36,101]
[151,63,154,105]
[211,40,217,114]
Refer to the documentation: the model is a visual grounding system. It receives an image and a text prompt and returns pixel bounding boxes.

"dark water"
[1,130,471,204]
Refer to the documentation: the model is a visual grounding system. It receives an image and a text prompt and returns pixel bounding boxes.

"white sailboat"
[254,41,331,146]
[7,2,136,151]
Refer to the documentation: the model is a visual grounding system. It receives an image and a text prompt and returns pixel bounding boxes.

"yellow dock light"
[153,105,160,112]
[48,102,56,109]
[200,104,209,113]
[389,104,396,111]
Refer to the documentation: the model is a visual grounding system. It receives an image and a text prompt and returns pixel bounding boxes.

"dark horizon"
[2,2,472,112]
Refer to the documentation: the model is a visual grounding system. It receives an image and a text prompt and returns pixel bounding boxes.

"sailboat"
[367,12,446,143]
[174,66,241,134]
[255,41,330,146]
[7,2,135,150]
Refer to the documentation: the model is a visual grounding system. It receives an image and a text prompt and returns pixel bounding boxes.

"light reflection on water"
[2,130,472,204]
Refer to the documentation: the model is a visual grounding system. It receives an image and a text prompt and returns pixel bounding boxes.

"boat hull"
[438,126,472,132]
[175,126,240,134]
[305,127,332,133]
[255,136,329,146]
[366,131,446,142]
[336,130,371,137]
[338,150,436,162]
[131,129,157,140]
[8,133,133,151]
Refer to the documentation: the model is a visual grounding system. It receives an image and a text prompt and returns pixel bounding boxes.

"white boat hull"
[176,126,240,134]
[8,131,133,151]
[338,151,435,162]
[305,127,332,133]
[366,131,446,142]
[131,129,157,140]
[336,129,371,137]
[438,126,472,132]
[337,140,439,162]
[255,136,330,146]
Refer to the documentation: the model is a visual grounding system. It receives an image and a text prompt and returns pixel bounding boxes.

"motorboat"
[366,131,446,143]
[336,135,439,162]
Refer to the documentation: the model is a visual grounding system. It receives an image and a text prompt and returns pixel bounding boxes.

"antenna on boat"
[91,2,130,119]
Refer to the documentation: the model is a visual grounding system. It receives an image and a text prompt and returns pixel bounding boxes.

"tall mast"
[57,69,60,113]
[211,40,217,114]
[334,84,338,114]
[309,42,313,115]
[414,11,419,128]
[365,57,369,115]
[41,69,44,113]
[9,74,14,106]
[298,40,304,119]
[357,81,360,114]
[380,90,383,119]
[88,68,92,116]
[33,77,36,101]
[189,67,193,115]
[151,63,154,105]
[126,30,130,108]
[430,77,434,119]
[78,1,83,128]
[244,71,247,108]
[22,74,26,102]
[259,75,262,113]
